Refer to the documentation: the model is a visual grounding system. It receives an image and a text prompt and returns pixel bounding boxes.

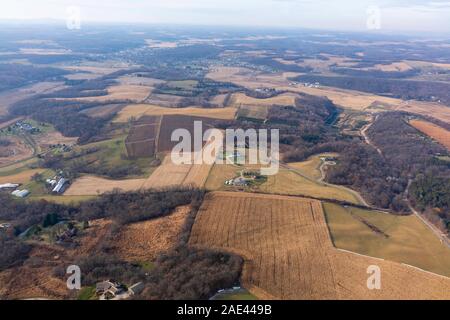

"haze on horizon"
[1,0,450,35]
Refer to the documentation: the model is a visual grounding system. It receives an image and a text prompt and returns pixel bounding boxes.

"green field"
[324,203,450,277]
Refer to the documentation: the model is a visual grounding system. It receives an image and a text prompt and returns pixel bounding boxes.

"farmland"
[55,84,152,103]
[125,115,160,158]
[189,192,450,299]
[230,93,296,107]
[410,119,450,150]
[0,136,34,167]
[258,168,361,204]
[114,205,191,262]
[323,203,450,277]
[142,154,212,189]
[0,168,44,184]
[115,104,236,123]
[207,66,450,124]
[64,176,146,196]
[156,115,218,153]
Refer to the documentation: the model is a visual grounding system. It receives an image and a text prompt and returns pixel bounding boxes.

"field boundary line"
[400,263,450,280]
[335,248,385,262]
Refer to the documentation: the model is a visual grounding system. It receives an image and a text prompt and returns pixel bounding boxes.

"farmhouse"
[96,280,126,299]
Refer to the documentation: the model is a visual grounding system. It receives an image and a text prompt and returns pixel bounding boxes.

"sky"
[1,0,450,34]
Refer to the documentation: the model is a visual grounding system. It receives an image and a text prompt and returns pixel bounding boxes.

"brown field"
[210,94,229,107]
[0,168,45,184]
[114,205,190,262]
[34,131,78,150]
[115,104,236,123]
[67,152,212,195]
[64,176,146,196]
[189,192,450,300]
[367,62,413,72]
[207,66,450,124]
[81,103,125,118]
[230,92,296,107]
[142,154,212,189]
[393,101,450,125]
[259,168,361,204]
[0,82,66,116]
[56,84,152,103]
[405,60,450,71]
[60,65,125,77]
[237,105,269,120]
[145,93,184,107]
[410,120,450,150]
[156,115,218,153]
[0,117,24,130]
[0,136,34,167]
[125,115,160,158]
[116,75,165,87]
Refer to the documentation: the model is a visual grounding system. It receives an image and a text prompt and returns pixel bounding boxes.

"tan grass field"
[64,176,146,196]
[207,66,450,124]
[204,163,240,190]
[66,152,213,195]
[115,104,237,122]
[394,101,450,125]
[368,62,413,72]
[259,168,360,204]
[57,84,152,103]
[324,203,450,277]
[0,82,66,116]
[0,168,44,184]
[114,205,190,262]
[230,92,296,107]
[34,131,78,150]
[410,119,450,150]
[288,153,338,181]
[0,136,34,167]
[189,192,450,299]
[142,154,212,189]
[405,60,450,71]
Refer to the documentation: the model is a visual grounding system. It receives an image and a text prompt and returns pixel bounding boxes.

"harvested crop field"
[125,115,161,158]
[410,120,450,150]
[81,103,125,118]
[114,205,191,262]
[115,104,236,122]
[145,93,184,107]
[57,84,152,103]
[142,154,212,189]
[156,114,218,153]
[64,176,146,196]
[0,136,34,167]
[392,101,450,125]
[34,131,78,150]
[230,93,296,107]
[0,168,45,184]
[189,192,450,300]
